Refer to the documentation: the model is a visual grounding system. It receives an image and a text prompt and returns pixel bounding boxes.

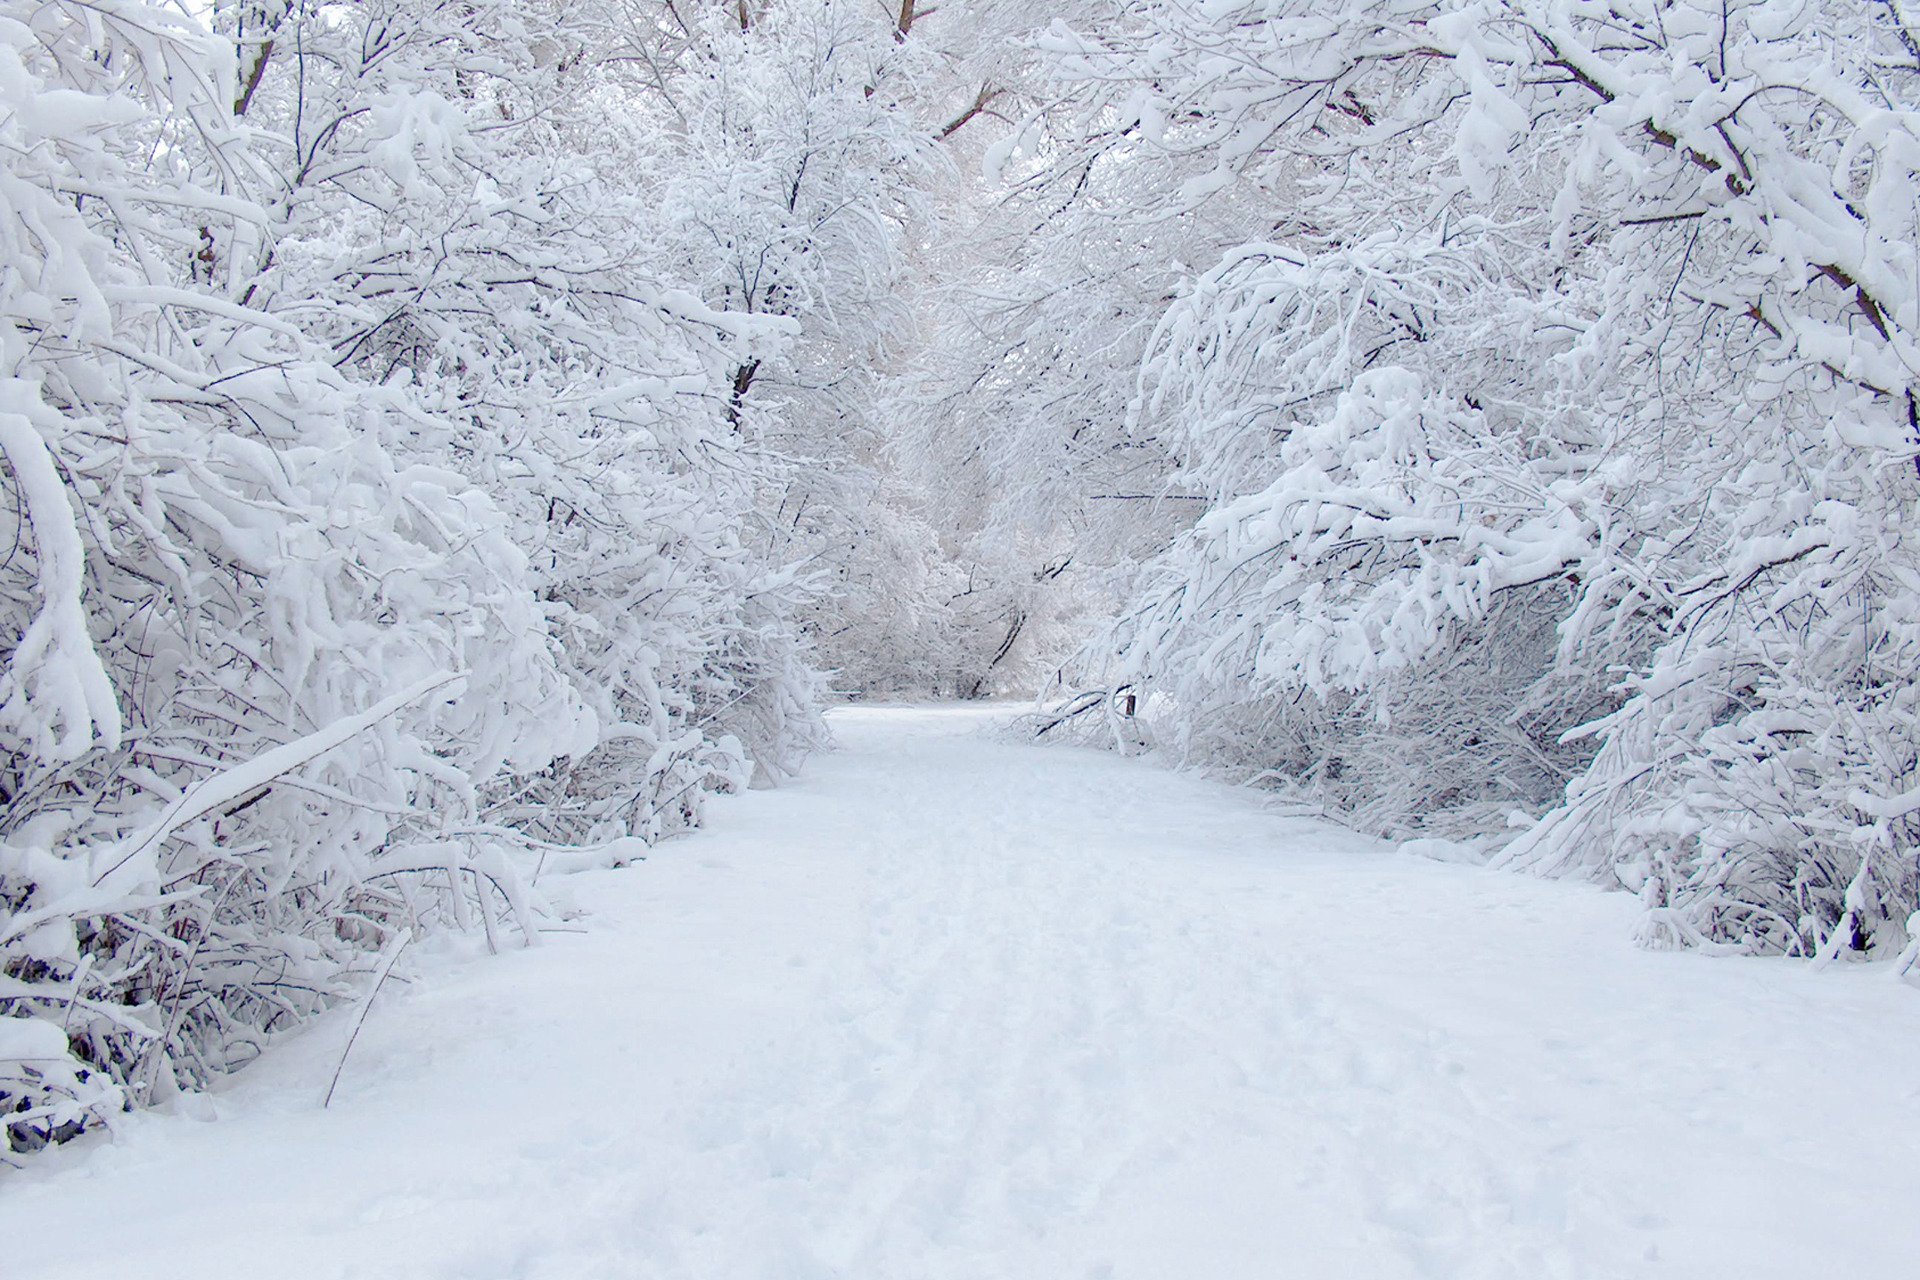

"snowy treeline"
[975,0,1920,959]
[0,0,995,1153]
[8,0,1917,1162]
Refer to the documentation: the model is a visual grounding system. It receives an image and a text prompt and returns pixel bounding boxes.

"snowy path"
[7,707,1918,1279]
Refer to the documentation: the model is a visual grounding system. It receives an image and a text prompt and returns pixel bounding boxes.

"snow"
[5,705,1917,1279]
[0,386,121,763]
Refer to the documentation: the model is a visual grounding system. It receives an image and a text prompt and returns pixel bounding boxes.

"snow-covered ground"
[6,706,1916,1279]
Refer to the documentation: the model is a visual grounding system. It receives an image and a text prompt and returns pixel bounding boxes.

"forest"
[4,0,1918,1160]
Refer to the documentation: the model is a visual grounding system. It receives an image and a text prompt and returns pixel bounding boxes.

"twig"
[322,928,411,1109]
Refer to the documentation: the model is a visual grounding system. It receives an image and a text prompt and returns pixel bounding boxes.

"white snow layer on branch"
[0,388,121,763]
[1044,0,1920,958]
[1,0,835,1154]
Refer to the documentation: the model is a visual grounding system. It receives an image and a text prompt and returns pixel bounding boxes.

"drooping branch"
[1533,34,1904,357]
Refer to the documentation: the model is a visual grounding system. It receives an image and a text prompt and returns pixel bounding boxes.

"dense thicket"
[7,0,1917,1163]
[992,0,1920,959]
[0,0,962,1154]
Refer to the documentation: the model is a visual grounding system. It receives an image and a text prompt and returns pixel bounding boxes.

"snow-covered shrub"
[225,0,827,836]
[1107,240,1631,836]
[0,0,832,1155]
[1045,0,1920,956]
[0,0,593,1152]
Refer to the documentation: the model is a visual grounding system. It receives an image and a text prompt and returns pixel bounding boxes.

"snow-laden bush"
[226,0,827,825]
[1050,0,1920,957]
[1109,241,1629,836]
[0,0,827,1155]
[0,0,596,1152]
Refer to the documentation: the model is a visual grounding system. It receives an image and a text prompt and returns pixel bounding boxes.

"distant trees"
[1019,0,1920,957]
[628,0,940,700]
[606,0,1093,700]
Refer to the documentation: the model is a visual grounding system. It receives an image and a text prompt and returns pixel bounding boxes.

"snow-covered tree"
[223,0,827,806]
[0,0,600,1151]
[0,0,830,1154]
[1039,0,1920,956]
[597,1,949,695]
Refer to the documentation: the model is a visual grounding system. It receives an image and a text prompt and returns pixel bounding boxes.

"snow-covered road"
[7,706,1917,1278]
